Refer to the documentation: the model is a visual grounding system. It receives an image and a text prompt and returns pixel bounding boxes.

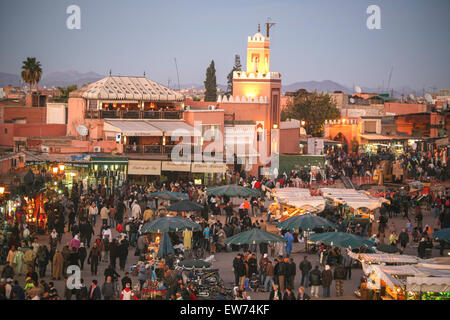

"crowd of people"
[0,145,448,300]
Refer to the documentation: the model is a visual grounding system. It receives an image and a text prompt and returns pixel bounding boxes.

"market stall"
[269,188,325,221]
[358,254,450,300]
[320,188,387,224]
[406,277,450,300]
[347,249,424,265]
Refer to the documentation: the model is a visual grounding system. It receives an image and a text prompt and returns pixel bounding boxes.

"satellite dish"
[409,94,415,100]
[77,125,89,136]
[349,98,356,104]
[355,86,362,94]
[425,94,433,103]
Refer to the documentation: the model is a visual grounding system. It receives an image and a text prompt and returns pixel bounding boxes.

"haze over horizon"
[1,0,449,91]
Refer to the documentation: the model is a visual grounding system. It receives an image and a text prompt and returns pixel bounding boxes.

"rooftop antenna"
[265,17,276,38]
[258,23,261,33]
[109,69,112,77]
[174,58,180,91]
[143,71,146,77]
[386,66,394,94]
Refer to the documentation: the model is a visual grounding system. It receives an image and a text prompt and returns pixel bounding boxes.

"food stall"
[129,234,167,299]
[270,188,325,221]
[320,188,387,224]
[356,252,450,300]
[406,277,450,300]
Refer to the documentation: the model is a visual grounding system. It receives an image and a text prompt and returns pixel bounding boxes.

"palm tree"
[21,57,42,92]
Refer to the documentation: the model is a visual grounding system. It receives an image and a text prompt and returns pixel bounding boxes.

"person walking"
[264,260,274,292]
[309,265,322,298]
[87,243,101,276]
[119,282,138,300]
[89,280,101,300]
[299,256,312,288]
[101,276,115,300]
[78,243,87,270]
[233,254,245,287]
[89,202,98,227]
[287,258,296,289]
[52,249,64,280]
[398,229,409,252]
[321,265,333,298]
[341,253,353,280]
[333,263,347,297]
[284,231,294,257]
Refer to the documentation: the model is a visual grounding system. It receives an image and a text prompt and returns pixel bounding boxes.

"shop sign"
[69,163,90,168]
[26,161,46,165]
[128,160,161,175]
[162,161,191,172]
[191,162,226,173]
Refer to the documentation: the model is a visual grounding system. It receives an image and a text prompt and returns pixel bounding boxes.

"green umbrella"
[157,232,175,259]
[376,244,402,254]
[206,185,260,198]
[177,259,211,269]
[433,228,450,241]
[151,193,185,201]
[309,232,374,249]
[166,199,204,212]
[140,216,202,233]
[225,228,286,245]
[277,213,337,231]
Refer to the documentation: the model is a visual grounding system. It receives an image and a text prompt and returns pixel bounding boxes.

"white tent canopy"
[407,277,450,293]
[272,188,325,212]
[347,249,423,265]
[320,188,387,211]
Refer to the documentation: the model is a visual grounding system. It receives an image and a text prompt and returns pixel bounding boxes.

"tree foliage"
[226,55,242,97]
[21,57,42,91]
[53,85,78,102]
[281,90,340,137]
[204,60,217,102]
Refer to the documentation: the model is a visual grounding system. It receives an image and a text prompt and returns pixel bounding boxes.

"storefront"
[88,157,128,192]
[128,160,161,184]
[161,161,191,184]
[191,162,227,186]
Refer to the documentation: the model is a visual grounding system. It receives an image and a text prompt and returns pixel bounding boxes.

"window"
[364,121,377,133]
[202,125,218,141]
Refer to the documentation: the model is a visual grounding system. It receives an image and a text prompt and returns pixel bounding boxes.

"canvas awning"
[320,188,386,211]
[407,277,450,293]
[150,121,198,137]
[347,250,423,264]
[273,188,325,212]
[104,120,163,136]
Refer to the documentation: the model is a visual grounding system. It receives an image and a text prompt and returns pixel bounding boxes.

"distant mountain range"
[0,72,21,87]
[41,70,104,87]
[0,71,422,98]
[0,70,104,88]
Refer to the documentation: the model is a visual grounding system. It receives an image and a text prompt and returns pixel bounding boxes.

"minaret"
[246,26,270,75]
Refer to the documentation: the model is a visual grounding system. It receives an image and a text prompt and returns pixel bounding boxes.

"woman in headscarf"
[69,235,81,250]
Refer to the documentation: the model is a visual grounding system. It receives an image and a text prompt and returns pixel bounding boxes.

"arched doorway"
[333,132,348,153]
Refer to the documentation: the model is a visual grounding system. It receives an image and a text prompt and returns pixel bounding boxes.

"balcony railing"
[86,109,182,120]
[124,144,193,156]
